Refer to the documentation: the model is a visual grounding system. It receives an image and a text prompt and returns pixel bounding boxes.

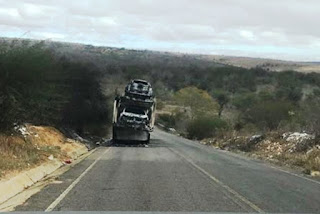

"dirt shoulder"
[157,122,320,178]
[0,124,88,180]
[200,131,320,177]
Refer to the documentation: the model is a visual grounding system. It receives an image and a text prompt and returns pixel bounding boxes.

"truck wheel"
[112,127,117,143]
[145,133,150,144]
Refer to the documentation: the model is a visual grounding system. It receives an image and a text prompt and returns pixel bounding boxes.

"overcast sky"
[0,0,319,61]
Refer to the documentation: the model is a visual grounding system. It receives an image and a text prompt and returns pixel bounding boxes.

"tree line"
[0,40,109,136]
[1,39,320,139]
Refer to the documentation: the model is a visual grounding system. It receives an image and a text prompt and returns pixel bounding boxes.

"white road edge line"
[45,147,111,212]
[159,128,320,186]
[267,164,320,185]
[168,147,263,213]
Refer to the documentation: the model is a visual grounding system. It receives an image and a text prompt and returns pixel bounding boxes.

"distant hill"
[200,55,320,73]
[46,40,320,74]
[1,37,320,74]
[1,37,320,100]
[1,37,320,137]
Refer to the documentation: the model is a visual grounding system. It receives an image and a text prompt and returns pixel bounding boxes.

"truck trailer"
[112,80,156,143]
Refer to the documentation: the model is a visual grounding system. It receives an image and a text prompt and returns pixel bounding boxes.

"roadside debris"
[64,159,72,164]
[168,128,176,133]
[13,124,30,137]
[249,135,264,143]
[283,132,315,143]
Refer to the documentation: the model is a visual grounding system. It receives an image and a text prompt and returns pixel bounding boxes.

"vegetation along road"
[16,128,320,213]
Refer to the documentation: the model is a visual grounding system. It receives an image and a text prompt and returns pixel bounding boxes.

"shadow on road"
[101,139,171,148]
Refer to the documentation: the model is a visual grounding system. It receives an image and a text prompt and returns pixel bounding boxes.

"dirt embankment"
[201,132,320,177]
[0,124,87,180]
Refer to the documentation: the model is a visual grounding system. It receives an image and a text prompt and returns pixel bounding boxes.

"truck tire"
[145,133,150,144]
[112,127,117,143]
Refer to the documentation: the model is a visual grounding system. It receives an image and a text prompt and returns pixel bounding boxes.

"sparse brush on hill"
[0,40,109,136]
[1,39,320,140]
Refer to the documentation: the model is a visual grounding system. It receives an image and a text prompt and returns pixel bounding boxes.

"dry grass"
[207,55,320,73]
[202,132,320,175]
[0,125,86,179]
[274,149,320,172]
[0,135,59,178]
[23,125,86,158]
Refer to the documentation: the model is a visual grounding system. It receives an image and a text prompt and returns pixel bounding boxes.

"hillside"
[1,37,320,137]
[203,55,320,73]
[43,39,320,74]
[2,37,320,75]
[1,37,320,175]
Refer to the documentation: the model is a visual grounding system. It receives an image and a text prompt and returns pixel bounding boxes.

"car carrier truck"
[112,79,156,144]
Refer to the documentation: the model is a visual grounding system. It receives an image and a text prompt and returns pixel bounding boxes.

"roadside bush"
[0,41,59,129]
[277,120,303,133]
[157,114,176,127]
[238,123,261,135]
[313,88,320,97]
[187,117,228,140]
[211,90,230,118]
[275,87,302,103]
[156,100,165,110]
[232,93,258,111]
[301,100,320,137]
[175,86,218,118]
[276,150,320,172]
[0,41,109,136]
[243,101,294,130]
[258,90,274,101]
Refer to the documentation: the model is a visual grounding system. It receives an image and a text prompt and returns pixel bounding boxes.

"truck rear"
[112,80,156,143]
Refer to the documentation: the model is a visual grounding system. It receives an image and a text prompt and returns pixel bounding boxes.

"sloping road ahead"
[17,128,320,213]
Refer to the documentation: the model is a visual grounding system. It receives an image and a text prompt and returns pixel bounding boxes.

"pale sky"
[0,0,319,61]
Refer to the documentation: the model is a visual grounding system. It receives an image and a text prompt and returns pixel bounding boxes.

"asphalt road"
[16,128,320,213]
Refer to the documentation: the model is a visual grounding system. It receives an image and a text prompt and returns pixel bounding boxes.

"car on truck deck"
[125,79,154,102]
[118,107,150,129]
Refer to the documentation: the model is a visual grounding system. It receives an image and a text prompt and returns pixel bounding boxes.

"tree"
[243,101,294,130]
[258,90,274,101]
[275,87,302,103]
[212,90,230,118]
[175,87,218,118]
[232,93,258,112]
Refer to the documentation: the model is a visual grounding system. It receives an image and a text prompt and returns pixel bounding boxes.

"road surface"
[16,128,320,213]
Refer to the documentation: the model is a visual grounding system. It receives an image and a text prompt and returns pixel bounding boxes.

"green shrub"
[175,86,218,118]
[0,41,109,135]
[258,90,274,101]
[275,87,302,102]
[157,114,175,127]
[243,101,294,130]
[187,117,228,140]
[313,88,320,97]
[211,90,230,118]
[301,100,320,137]
[232,93,258,111]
